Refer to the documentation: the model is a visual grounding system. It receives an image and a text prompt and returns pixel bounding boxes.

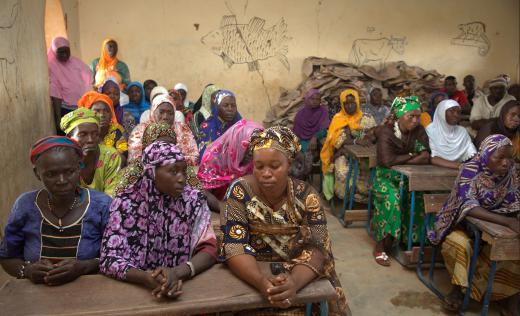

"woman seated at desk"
[428,134,520,315]
[426,99,477,169]
[220,126,350,315]
[0,136,111,285]
[475,100,520,163]
[100,141,217,299]
[321,88,376,203]
[372,96,430,266]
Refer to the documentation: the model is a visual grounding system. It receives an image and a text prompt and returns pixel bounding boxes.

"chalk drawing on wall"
[450,21,490,56]
[348,36,407,70]
[0,1,20,101]
[201,15,291,72]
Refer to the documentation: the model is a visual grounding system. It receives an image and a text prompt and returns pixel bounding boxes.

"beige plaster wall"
[0,0,55,233]
[44,0,67,51]
[69,0,519,123]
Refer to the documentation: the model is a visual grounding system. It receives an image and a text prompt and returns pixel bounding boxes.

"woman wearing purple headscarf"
[293,89,330,153]
[428,134,520,313]
[100,141,216,299]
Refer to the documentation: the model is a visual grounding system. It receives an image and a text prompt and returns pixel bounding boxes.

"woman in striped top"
[0,136,111,285]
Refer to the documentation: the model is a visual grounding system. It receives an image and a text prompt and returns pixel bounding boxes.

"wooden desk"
[339,145,377,226]
[344,145,377,169]
[391,165,458,192]
[0,263,336,316]
[466,216,519,261]
[390,165,458,263]
[463,217,520,315]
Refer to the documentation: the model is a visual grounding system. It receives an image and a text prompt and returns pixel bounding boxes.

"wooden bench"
[390,165,458,266]
[339,145,376,227]
[0,263,337,316]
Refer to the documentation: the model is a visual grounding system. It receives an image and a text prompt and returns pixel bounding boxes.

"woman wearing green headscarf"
[191,84,220,140]
[371,96,430,266]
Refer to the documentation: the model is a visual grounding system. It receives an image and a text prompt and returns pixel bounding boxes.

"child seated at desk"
[372,96,430,266]
[320,88,376,203]
[428,134,520,315]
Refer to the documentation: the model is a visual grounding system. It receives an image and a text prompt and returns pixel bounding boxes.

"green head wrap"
[60,108,100,134]
[391,96,421,119]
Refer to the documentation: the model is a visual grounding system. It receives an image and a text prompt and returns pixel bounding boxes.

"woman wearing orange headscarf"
[321,88,377,201]
[78,91,128,159]
[90,39,131,89]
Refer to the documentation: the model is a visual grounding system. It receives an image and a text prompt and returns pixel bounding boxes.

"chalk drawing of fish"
[201,15,291,71]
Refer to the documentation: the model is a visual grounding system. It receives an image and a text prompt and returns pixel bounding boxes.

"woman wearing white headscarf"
[174,83,195,112]
[139,86,185,124]
[427,99,477,169]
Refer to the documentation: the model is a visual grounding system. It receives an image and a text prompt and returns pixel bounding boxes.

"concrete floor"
[326,210,501,316]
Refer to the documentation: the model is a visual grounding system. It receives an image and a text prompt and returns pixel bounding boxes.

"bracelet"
[353,139,357,145]
[186,261,196,278]
[17,261,31,279]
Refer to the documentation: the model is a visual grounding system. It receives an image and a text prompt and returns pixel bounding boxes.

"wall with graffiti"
[66,0,518,123]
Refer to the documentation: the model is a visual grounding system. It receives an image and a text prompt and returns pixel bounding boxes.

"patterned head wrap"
[488,76,508,89]
[142,122,177,149]
[151,94,176,122]
[391,95,422,119]
[250,126,301,159]
[200,84,220,119]
[30,136,82,165]
[115,124,178,194]
[142,141,185,176]
[478,134,513,168]
[60,108,100,134]
[215,90,235,106]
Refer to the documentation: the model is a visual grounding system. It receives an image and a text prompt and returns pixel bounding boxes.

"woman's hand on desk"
[267,273,297,309]
[25,260,53,284]
[43,259,97,286]
[151,267,183,299]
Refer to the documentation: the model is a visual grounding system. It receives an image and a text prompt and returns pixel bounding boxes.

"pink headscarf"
[197,119,264,190]
[47,37,93,106]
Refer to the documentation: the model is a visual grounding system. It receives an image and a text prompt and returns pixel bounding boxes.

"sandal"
[442,289,463,312]
[373,250,391,266]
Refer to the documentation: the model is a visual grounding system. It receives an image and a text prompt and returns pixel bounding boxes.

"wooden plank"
[0,263,337,316]
[466,217,518,239]
[392,165,459,178]
[408,176,456,192]
[423,194,449,214]
[409,246,444,264]
[345,144,376,159]
[344,209,368,222]
[486,236,520,261]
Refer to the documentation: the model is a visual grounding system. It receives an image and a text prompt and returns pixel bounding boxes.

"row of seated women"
[292,85,519,314]
[0,125,351,316]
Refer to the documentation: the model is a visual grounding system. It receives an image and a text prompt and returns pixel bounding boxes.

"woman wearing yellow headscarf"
[321,88,377,201]
[90,38,131,89]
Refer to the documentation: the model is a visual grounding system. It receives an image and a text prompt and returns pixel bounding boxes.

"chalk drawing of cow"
[348,36,407,70]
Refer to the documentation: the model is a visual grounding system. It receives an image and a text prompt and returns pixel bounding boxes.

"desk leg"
[366,167,376,233]
[342,156,353,214]
[398,174,405,211]
[407,190,416,252]
[480,261,497,316]
[305,303,312,316]
[461,225,481,312]
[319,300,329,316]
[348,159,359,210]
